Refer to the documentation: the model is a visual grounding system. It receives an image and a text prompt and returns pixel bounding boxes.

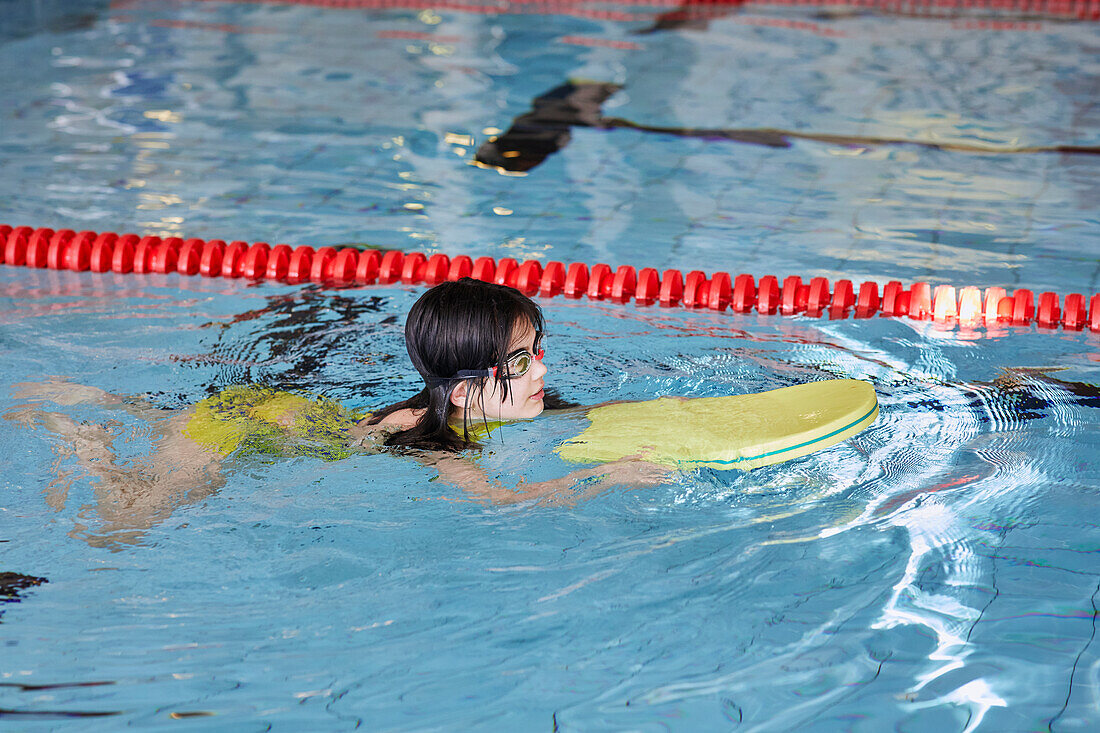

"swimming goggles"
[455,344,544,381]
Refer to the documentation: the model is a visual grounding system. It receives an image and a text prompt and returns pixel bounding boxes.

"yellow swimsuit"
[184,385,367,460]
[184,386,507,461]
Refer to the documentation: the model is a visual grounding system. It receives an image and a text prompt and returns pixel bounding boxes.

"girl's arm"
[430,454,672,506]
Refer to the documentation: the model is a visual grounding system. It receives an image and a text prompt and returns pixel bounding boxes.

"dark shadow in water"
[475,82,623,173]
[0,1,105,39]
[0,572,47,622]
[0,679,120,720]
[632,1,1084,34]
[0,681,114,692]
[189,287,396,399]
[976,367,1100,420]
[475,81,1100,173]
[0,709,121,719]
[894,368,1099,425]
[632,0,745,34]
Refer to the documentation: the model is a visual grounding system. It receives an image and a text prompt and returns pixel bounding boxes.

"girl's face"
[456,319,547,423]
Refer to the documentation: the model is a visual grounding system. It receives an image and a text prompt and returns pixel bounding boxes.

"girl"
[8,278,668,544]
[353,278,670,503]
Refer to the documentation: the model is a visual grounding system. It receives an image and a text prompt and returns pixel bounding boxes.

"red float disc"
[132,236,162,274]
[780,275,804,315]
[154,237,182,273]
[896,290,911,317]
[199,240,226,278]
[46,229,76,270]
[983,287,1007,324]
[586,263,612,300]
[445,254,471,282]
[683,271,708,308]
[635,267,659,306]
[220,241,249,278]
[471,256,495,282]
[611,265,637,304]
[111,235,138,274]
[1036,292,1060,328]
[287,246,314,283]
[25,228,55,268]
[1011,289,1034,325]
[1063,294,1086,330]
[356,250,382,283]
[756,276,780,315]
[494,258,519,288]
[379,250,405,284]
[265,245,293,281]
[907,282,931,320]
[563,263,589,299]
[151,242,178,274]
[829,280,854,318]
[855,281,879,318]
[424,253,451,286]
[400,252,428,285]
[881,281,904,316]
[89,232,118,273]
[64,231,95,272]
[4,226,33,266]
[309,246,338,282]
[331,248,359,284]
[538,261,566,298]
[731,274,755,313]
[659,269,683,308]
[241,243,270,279]
[514,260,542,296]
[177,238,204,276]
[957,286,983,325]
[805,277,830,315]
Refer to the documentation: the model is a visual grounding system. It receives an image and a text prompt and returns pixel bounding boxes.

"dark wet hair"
[369,278,567,452]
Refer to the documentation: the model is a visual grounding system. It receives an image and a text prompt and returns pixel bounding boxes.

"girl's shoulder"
[348,408,424,451]
[362,407,423,430]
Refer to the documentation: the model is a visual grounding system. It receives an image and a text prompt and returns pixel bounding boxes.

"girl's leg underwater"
[6,379,224,546]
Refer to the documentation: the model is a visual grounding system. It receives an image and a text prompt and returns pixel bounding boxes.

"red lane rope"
[109,0,1100,21]
[3,224,1098,332]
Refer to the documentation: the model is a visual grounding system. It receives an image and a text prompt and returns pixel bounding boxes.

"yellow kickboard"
[555,379,878,470]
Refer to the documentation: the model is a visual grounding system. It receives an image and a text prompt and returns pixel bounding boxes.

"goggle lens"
[501,348,544,378]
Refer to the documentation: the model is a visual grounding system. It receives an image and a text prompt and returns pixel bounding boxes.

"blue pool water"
[1,1,1099,730]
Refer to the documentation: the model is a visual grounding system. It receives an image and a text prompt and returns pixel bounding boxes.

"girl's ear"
[449,380,469,410]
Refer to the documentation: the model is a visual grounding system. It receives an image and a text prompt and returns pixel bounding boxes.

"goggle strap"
[454,369,492,380]
[450,348,544,381]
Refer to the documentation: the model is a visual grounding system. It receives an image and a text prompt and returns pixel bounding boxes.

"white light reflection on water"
[873,499,1002,731]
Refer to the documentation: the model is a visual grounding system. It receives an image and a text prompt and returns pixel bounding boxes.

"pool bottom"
[1,268,1099,729]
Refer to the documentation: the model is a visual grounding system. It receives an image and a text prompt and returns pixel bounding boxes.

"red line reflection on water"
[558,35,643,49]
[148,18,278,33]
[873,473,984,518]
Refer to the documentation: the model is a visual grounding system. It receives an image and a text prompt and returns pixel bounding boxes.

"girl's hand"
[11,377,122,407]
[430,453,674,507]
[584,457,674,489]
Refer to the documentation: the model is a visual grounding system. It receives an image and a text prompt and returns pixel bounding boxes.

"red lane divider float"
[165,0,1100,22]
[2,225,1098,333]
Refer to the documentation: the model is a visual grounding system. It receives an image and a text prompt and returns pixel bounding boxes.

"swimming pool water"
[2,1,1099,730]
